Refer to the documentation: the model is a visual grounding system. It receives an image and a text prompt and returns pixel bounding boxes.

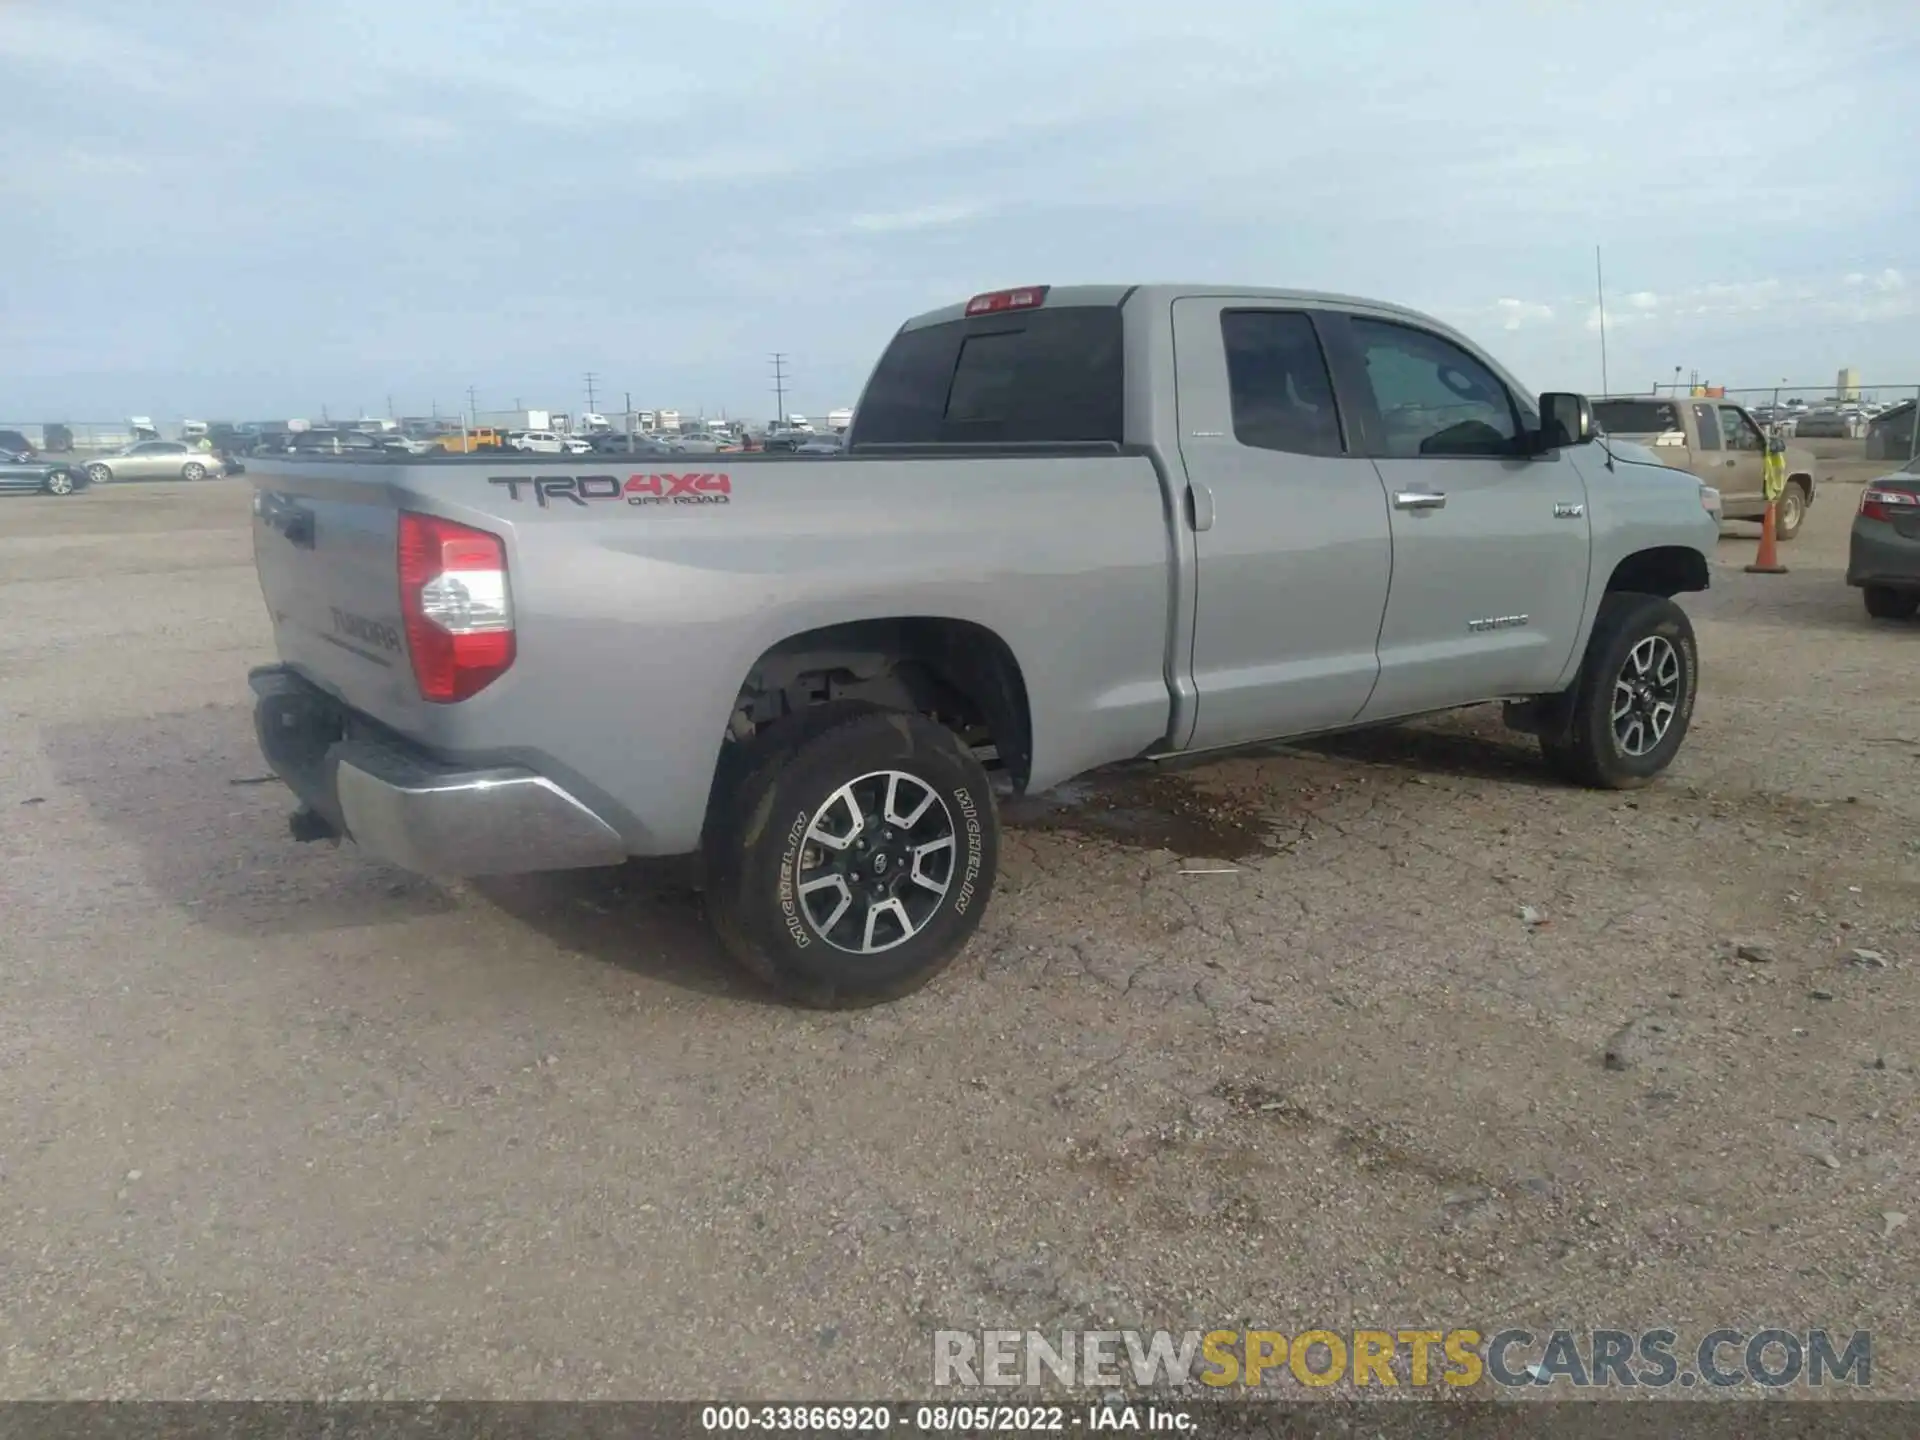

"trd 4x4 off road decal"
[487,473,732,509]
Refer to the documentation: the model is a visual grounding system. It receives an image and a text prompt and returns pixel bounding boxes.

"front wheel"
[1773,480,1808,541]
[702,701,999,1007]
[1863,585,1919,621]
[1541,592,1699,789]
[44,469,76,495]
[181,461,208,481]
[86,463,112,485]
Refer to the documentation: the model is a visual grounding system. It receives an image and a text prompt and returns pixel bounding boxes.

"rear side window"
[1692,404,1721,450]
[1593,400,1681,434]
[1220,310,1344,456]
[850,306,1124,445]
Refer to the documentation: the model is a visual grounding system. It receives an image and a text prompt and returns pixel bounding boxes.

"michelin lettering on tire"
[954,786,984,914]
[778,809,811,948]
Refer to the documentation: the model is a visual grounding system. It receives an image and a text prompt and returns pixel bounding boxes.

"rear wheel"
[1863,585,1919,621]
[1773,480,1808,541]
[702,701,998,1008]
[1541,592,1698,789]
[181,461,208,481]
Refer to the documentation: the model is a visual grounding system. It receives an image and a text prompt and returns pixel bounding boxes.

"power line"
[770,352,790,425]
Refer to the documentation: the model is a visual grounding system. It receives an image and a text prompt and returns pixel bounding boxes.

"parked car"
[1590,396,1818,539]
[507,430,567,454]
[85,440,221,484]
[795,434,845,455]
[1791,409,1855,439]
[0,429,36,456]
[431,428,506,453]
[287,429,396,457]
[41,423,75,453]
[1865,400,1916,461]
[561,435,594,455]
[589,432,673,456]
[0,448,88,495]
[244,281,1720,1008]
[1847,461,1920,621]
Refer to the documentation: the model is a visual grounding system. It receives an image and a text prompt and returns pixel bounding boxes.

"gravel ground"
[0,474,1913,1401]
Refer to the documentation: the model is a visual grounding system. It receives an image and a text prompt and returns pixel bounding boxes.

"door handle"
[1188,482,1215,532]
[1392,491,1447,510]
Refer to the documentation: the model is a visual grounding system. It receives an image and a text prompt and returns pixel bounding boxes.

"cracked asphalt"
[1,471,1914,1400]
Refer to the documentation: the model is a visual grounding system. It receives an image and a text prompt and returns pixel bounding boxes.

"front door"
[1320,313,1594,721]
[1716,404,1767,507]
[1171,298,1393,750]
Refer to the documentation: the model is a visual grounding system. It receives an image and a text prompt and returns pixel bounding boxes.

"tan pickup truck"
[1593,396,1817,540]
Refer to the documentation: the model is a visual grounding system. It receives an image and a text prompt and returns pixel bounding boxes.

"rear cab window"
[1593,400,1682,435]
[849,303,1124,446]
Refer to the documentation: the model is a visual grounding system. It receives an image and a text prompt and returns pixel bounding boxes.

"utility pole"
[770,352,790,426]
[466,386,478,427]
[584,372,599,416]
[386,393,395,419]
[1594,246,1610,397]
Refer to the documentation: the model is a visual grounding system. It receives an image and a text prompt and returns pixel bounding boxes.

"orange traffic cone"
[1745,500,1788,575]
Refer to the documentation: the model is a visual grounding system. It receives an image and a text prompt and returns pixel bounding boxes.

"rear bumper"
[248,665,627,877]
[1846,521,1920,590]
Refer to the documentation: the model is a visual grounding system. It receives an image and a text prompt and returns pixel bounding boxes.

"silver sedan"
[86,441,220,484]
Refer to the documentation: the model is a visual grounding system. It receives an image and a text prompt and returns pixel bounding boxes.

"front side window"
[1219,310,1344,457]
[1348,318,1518,458]
[1718,405,1762,452]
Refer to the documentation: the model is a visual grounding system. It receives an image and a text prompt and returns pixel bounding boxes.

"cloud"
[1492,298,1554,331]
[841,203,991,235]
[5,0,1920,417]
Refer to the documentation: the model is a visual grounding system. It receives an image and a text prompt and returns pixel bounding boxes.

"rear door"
[1323,312,1592,719]
[1170,299,1393,748]
[1689,402,1729,491]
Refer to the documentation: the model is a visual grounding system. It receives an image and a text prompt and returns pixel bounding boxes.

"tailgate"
[250,459,431,731]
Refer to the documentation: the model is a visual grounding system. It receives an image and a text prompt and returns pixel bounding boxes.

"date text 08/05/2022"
[699,1404,1193,1433]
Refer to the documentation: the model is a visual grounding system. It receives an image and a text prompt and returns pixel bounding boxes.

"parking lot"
[1,472,1914,1399]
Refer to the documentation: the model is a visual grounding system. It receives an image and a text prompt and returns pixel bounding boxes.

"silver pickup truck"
[246,283,1721,1006]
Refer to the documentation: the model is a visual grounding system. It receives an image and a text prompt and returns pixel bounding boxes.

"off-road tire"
[1773,480,1808,541]
[1863,585,1919,622]
[1541,592,1698,789]
[701,701,998,1008]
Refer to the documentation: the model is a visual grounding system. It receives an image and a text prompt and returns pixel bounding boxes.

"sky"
[3,0,1918,425]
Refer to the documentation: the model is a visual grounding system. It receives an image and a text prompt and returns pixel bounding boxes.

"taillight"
[965,286,1049,316]
[1860,487,1919,523]
[397,511,514,702]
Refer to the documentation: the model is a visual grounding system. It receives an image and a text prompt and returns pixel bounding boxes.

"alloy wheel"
[794,769,958,954]
[1611,635,1682,757]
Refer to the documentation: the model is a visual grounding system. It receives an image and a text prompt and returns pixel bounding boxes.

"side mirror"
[1537,392,1595,450]
[1767,436,1786,455]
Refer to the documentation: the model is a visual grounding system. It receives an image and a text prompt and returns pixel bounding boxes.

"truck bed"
[247,449,1182,856]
